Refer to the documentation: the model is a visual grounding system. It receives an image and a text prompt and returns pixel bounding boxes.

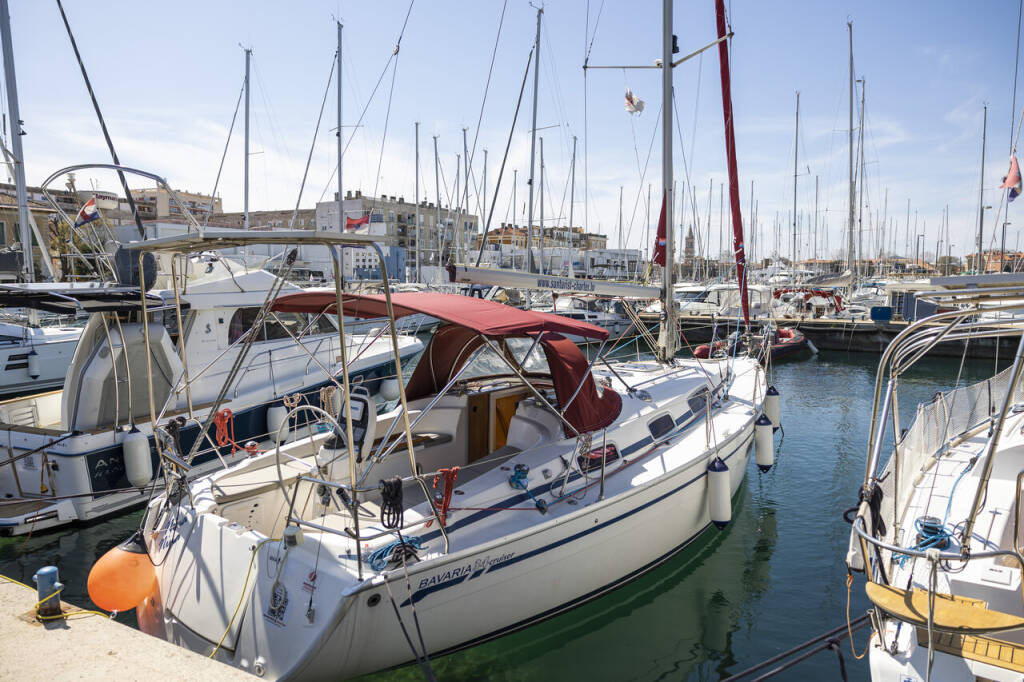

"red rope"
[213,409,238,453]
[429,466,459,527]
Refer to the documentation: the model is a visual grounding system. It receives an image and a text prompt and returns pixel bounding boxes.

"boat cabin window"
[648,413,675,440]
[228,307,263,344]
[459,337,549,379]
[229,307,338,344]
[304,313,336,336]
[155,308,190,345]
[264,312,305,341]
[687,388,710,415]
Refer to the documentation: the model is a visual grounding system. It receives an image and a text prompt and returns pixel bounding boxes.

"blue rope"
[509,465,547,513]
[896,462,972,567]
[368,536,424,572]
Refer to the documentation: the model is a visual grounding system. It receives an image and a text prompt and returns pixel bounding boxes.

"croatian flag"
[1002,155,1022,202]
[74,197,100,227]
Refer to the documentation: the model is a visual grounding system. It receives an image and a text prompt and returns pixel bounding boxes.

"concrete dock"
[0,575,251,680]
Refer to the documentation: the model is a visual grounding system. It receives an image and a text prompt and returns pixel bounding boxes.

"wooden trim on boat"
[916,629,1024,673]
[867,582,1024,633]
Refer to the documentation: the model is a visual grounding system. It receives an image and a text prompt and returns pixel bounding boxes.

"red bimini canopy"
[273,290,620,437]
[271,291,609,341]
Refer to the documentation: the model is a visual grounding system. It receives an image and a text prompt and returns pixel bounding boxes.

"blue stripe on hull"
[403,435,751,606]
[382,439,753,670]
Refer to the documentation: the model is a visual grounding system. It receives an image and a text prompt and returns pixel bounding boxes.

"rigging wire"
[463,0,508,224]
[622,103,662,250]
[290,53,337,228]
[318,0,416,203]
[252,60,296,182]
[475,48,535,265]
[368,47,401,216]
[205,76,246,226]
[1013,0,1024,147]
[582,0,607,235]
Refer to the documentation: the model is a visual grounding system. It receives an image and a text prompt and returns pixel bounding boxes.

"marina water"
[0,349,1001,680]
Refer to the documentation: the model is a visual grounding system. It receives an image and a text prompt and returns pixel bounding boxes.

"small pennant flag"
[625,88,645,115]
[652,192,666,266]
[74,197,100,227]
[1002,155,1022,202]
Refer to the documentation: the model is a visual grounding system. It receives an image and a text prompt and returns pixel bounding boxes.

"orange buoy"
[87,531,156,612]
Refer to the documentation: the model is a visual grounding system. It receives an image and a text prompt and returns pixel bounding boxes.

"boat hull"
[143,422,756,679]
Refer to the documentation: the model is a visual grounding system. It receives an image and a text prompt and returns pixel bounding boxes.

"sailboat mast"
[540,136,545,274]
[814,175,819,274]
[0,0,31,281]
[569,136,577,232]
[857,78,866,280]
[433,135,440,265]
[244,47,251,232]
[847,22,855,278]
[455,153,460,261]
[646,183,652,270]
[618,185,623,276]
[657,0,676,360]
[462,127,469,264]
[337,23,343,236]
[512,169,518,270]
[714,0,749,326]
[482,147,487,264]
[414,121,420,281]
[792,91,799,273]
[978,104,988,273]
[526,6,542,273]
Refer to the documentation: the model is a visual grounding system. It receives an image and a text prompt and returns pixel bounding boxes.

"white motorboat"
[0,315,82,396]
[533,294,633,343]
[847,275,1024,681]
[0,248,421,535]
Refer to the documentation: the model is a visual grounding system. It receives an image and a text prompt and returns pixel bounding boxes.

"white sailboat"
[100,3,779,679]
[847,274,1024,681]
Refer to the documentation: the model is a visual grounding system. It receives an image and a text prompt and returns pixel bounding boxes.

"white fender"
[122,429,153,488]
[707,457,731,529]
[379,378,401,402]
[754,413,774,472]
[765,385,781,431]
[27,350,40,380]
[267,405,291,443]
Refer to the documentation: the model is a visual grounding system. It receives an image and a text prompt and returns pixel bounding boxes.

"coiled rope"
[379,476,404,529]
[368,536,424,572]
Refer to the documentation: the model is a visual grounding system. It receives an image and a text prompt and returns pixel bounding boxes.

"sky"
[4,0,1023,264]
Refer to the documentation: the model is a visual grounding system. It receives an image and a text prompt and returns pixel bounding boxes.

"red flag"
[345,214,370,229]
[1002,155,1022,202]
[652,192,667,266]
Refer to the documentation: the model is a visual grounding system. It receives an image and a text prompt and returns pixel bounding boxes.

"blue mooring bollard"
[32,566,62,618]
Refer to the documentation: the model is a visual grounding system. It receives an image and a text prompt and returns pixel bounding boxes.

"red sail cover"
[272,291,610,340]
[274,291,619,435]
[541,333,622,436]
[715,0,750,326]
[652,192,667,267]
[403,326,621,436]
